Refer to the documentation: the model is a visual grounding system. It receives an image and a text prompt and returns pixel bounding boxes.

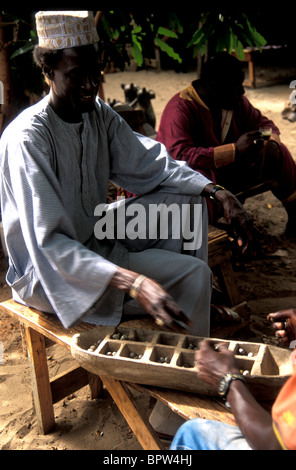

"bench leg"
[25,326,55,434]
[88,372,103,399]
[101,376,163,450]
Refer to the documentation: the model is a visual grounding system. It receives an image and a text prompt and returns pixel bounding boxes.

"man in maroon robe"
[157,53,296,236]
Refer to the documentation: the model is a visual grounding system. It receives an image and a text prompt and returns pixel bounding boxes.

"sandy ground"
[1,65,296,451]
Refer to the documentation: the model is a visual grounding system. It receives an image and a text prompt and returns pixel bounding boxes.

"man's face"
[50,45,101,116]
[212,71,245,110]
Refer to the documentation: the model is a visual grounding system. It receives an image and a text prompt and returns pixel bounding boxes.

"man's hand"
[136,277,192,332]
[236,131,281,179]
[268,309,296,346]
[195,340,240,391]
[110,267,191,332]
[235,130,264,157]
[214,189,256,256]
[196,340,282,450]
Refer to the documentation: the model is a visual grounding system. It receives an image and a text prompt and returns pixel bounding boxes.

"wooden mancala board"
[71,325,293,401]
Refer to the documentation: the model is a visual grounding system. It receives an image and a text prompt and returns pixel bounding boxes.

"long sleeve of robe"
[0,96,211,328]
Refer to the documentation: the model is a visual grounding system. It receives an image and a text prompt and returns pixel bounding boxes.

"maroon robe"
[157,83,296,222]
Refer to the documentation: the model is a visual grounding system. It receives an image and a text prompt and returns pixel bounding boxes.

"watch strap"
[209,185,226,202]
[218,372,246,398]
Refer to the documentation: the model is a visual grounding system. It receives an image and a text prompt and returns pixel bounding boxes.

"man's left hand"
[215,189,256,256]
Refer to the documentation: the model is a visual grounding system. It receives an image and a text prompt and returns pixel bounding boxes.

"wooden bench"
[0,298,236,450]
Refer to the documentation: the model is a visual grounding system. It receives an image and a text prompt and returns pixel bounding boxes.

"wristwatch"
[218,372,246,399]
[209,185,226,202]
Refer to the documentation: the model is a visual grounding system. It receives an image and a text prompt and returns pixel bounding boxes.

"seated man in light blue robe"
[0,11,253,335]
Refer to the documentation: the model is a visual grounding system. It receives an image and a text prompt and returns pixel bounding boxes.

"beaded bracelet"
[129,275,147,299]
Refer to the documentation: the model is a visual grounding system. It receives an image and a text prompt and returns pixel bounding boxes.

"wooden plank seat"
[0,298,236,450]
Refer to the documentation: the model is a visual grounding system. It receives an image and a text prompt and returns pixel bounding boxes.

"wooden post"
[25,326,55,434]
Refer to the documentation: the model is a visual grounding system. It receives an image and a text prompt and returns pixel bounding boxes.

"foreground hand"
[136,277,192,332]
[110,267,192,332]
[195,340,240,391]
[267,309,296,346]
[215,189,256,256]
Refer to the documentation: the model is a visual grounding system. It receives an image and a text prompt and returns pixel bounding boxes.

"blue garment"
[0,96,212,329]
[170,419,252,450]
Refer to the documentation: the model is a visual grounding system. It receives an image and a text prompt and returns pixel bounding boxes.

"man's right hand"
[110,267,191,332]
[195,340,240,391]
[235,130,264,156]
[136,276,192,332]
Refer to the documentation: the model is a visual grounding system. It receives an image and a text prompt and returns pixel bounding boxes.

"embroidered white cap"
[35,11,99,50]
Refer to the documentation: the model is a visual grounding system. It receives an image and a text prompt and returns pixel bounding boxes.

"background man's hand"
[235,130,264,156]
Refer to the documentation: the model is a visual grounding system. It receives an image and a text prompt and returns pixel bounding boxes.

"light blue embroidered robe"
[0,96,211,328]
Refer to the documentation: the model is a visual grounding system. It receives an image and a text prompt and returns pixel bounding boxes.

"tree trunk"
[0,13,15,135]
